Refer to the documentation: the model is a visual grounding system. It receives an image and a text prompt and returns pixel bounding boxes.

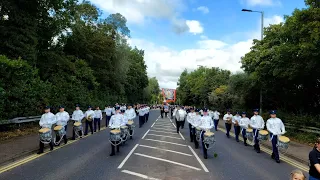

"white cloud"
[186,20,204,34]
[196,6,209,14]
[242,0,281,6]
[264,15,284,27]
[127,15,284,89]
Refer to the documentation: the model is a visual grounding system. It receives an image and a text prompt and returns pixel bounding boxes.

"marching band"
[37,103,288,164]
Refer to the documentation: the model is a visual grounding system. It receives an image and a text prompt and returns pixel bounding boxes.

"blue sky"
[90,0,307,89]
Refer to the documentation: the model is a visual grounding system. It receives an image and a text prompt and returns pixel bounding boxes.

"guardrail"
[1,116,320,134]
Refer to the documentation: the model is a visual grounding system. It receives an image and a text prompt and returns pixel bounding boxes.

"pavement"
[0,111,312,179]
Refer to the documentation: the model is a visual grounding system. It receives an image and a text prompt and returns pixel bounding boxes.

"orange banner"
[161,88,176,103]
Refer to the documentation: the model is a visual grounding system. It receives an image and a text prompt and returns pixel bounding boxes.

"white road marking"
[121,170,161,180]
[147,134,182,139]
[142,129,150,139]
[118,144,139,169]
[139,144,192,156]
[152,127,176,131]
[153,125,174,129]
[179,132,185,140]
[134,153,201,171]
[150,130,179,135]
[188,146,209,172]
[172,123,176,128]
[151,122,155,127]
[143,139,187,147]
[169,119,172,123]
[154,122,172,126]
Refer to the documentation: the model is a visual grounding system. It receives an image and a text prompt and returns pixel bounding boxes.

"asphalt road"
[0,111,306,180]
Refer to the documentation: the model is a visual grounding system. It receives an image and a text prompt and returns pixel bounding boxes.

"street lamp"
[242,8,264,115]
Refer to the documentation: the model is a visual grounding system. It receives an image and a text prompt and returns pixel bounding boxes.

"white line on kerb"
[121,170,161,180]
[172,123,176,128]
[179,132,185,140]
[118,144,139,169]
[188,145,209,172]
[151,122,155,127]
[147,134,182,139]
[142,129,150,139]
[150,130,179,135]
[143,139,187,147]
[134,153,201,171]
[139,144,192,156]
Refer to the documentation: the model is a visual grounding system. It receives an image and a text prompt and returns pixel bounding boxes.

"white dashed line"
[118,144,139,169]
[147,134,182,139]
[143,139,187,147]
[188,146,209,172]
[141,129,150,139]
[139,144,192,156]
[121,170,161,180]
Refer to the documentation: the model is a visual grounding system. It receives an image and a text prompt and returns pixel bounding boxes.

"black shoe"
[71,138,75,140]
[271,153,275,159]
[244,143,248,146]
[110,153,115,156]
[236,140,239,142]
[204,155,208,159]
[276,160,280,163]
[130,136,133,139]
[256,150,260,153]
[37,151,43,154]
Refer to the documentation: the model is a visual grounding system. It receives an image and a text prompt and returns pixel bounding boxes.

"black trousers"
[193,131,199,149]
[55,133,68,145]
[110,141,120,155]
[38,141,54,153]
[189,123,194,142]
[160,111,164,118]
[175,119,183,133]
[201,131,209,159]
[139,116,144,128]
[106,116,111,127]
[72,127,83,139]
[181,119,185,129]
[85,120,93,135]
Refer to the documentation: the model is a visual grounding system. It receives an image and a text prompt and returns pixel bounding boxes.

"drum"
[246,128,253,138]
[258,130,269,141]
[278,136,290,150]
[74,121,82,131]
[39,128,52,143]
[120,126,129,135]
[54,125,66,137]
[127,120,135,130]
[203,131,215,145]
[195,127,202,141]
[110,129,121,142]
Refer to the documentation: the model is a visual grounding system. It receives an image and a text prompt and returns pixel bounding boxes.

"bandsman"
[108,106,124,156]
[94,106,102,132]
[239,112,250,146]
[37,106,56,154]
[55,105,69,145]
[223,109,233,138]
[232,112,241,142]
[250,108,265,153]
[84,106,95,135]
[71,104,84,140]
[187,107,196,142]
[198,108,214,159]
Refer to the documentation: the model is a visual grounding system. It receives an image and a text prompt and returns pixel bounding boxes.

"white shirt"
[176,109,186,121]
[199,115,214,130]
[266,117,285,135]
[173,109,177,116]
[94,110,102,120]
[187,112,197,125]
[39,112,56,128]
[213,111,220,120]
[105,108,113,116]
[223,114,233,121]
[145,107,150,113]
[250,115,265,130]
[232,115,241,125]
[138,108,145,116]
[109,113,124,129]
[121,114,129,125]
[72,110,84,122]
[239,117,250,129]
[112,107,116,115]
[55,111,70,126]
[192,114,202,127]
[84,110,95,120]
[125,108,136,120]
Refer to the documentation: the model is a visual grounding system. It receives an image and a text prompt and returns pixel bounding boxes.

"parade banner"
[161,88,176,103]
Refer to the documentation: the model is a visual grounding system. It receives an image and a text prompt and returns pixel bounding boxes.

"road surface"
[0,111,307,180]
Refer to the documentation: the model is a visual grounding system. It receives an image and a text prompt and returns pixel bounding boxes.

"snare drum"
[246,128,253,138]
[278,136,290,150]
[110,129,121,142]
[39,128,52,143]
[127,120,135,129]
[203,131,215,145]
[54,125,66,137]
[258,130,269,141]
[73,122,82,131]
[195,127,201,141]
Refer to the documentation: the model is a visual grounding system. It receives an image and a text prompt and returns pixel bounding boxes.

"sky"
[89,0,306,89]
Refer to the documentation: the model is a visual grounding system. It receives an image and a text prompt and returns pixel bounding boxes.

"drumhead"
[204,132,214,136]
[54,125,63,131]
[74,122,81,126]
[127,121,133,125]
[279,136,290,143]
[259,130,268,135]
[121,126,128,129]
[39,128,50,133]
[110,130,121,134]
[247,128,253,133]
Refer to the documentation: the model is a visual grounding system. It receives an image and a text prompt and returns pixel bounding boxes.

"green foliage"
[0,1,152,119]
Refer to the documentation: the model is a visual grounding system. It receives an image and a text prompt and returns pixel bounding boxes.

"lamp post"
[242,8,264,115]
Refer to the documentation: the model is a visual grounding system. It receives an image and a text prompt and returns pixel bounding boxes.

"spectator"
[290,169,306,180]
[309,137,320,180]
